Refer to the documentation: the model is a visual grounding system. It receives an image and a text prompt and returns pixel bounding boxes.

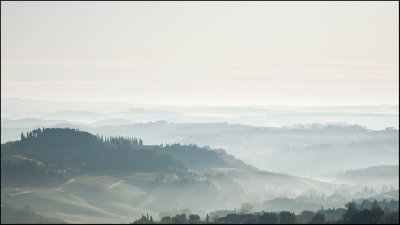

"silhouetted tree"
[160,216,173,224]
[297,210,315,223]
[370,200,384,223]
[278,211,296,224]
[239,202,253,214]
[188,214,201,224]
[172,214,187,224]
[260,212,278,224]
[310,212,325,224]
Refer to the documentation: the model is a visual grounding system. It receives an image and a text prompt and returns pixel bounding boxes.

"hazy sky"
[1,1,398,106]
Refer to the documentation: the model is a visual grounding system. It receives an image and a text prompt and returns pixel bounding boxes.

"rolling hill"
[1,128,338,223]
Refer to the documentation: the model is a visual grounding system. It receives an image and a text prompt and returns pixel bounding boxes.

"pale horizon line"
[2,97,398,108]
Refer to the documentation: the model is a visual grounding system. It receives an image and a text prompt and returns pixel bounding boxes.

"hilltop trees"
[2,128,188,186]
[20,132,25,140]
[18,128,145,148]
[3,127,253,192]
[139,138,143,146]
[133,214,154,224]
[239,203,253,214]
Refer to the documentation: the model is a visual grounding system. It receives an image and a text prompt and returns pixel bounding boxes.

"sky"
[1,1,399,106]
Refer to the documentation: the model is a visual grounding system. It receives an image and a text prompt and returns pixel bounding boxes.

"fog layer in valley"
[2,98,398,130]
[2,98,398,180]
[2,127,398,223]
[2,1,398,223]
[2,100,399,223]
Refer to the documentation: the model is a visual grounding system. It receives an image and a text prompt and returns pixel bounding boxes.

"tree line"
[20,128,144,146]
[132,200,399,224]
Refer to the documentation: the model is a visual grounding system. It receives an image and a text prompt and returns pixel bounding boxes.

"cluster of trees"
[133,214,207,224]
[96,135,143,146]
[2,128,248,187]
[134,214,154,224]
[357,199,398,212]
[4,128,179,186]
[132,200,399,224]
[20,128,46,140]
[20,128,143,146]
[340,201,398,224]
[11,128,247,174]
[215,211,297,224]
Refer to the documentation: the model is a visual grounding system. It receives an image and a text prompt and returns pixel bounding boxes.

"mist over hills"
[2,1,398,223]
[1,127,344,223]
[2,98,398,129]
[2,117,398,179]
[1,128,398,223]
[1,99,398,223]
[1,128,254,179]
[336,165,399,186]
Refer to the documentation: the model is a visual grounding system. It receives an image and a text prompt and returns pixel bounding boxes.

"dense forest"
[132,200,399,224]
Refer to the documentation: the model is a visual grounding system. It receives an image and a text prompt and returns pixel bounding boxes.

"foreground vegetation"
[133,200,399,224]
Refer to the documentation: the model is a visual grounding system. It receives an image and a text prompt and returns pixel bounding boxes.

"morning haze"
[1,1,398,105]
[1,1,399,224]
